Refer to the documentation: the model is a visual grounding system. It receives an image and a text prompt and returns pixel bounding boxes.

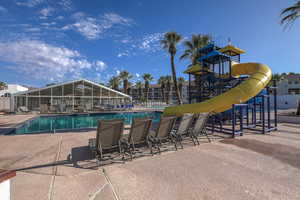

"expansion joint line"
[102,168,121,200]
[48,136,63,200]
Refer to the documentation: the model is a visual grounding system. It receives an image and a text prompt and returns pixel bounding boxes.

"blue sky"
[0,0,299,87]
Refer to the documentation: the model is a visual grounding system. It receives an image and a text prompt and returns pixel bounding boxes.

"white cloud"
[40,22,56,27]
[116,70,120,75]
[103,13,132,25]
[39,7,55,19]
[0,6,7,13]
[16,0,72,9]
[117,32,164,57]
[0,40,102,81]
[26,27,41,32]
[59,0,73,10]
[63,12,133,40]
[56,16,64,20]
[16,0,45,7]
[95,60,107,71]
[63,17,101,40]
[138,32,164,52]
[135,73,140,78]
[117,51,130,58]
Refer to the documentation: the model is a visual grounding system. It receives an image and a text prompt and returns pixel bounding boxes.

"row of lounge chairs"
[88,113,210,165]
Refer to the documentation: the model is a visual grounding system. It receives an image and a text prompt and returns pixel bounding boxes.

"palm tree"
[280,3,300,115]
[158,76,167,103]
[281,1,300,27]
[135,81,143,102]
[127,81,133,96]
[161,31,183,105]
[142,73,153,102]
[177,77,186,99]
[0,81,7,90]
[180,34,211,65]
[165,75,172,104]
[119,70,133,94]
[108,76,120,91]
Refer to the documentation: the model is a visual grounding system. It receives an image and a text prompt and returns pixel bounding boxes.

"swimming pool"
[11,112,162,135]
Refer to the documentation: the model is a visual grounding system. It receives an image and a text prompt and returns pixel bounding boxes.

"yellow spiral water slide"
[163,62,272,116]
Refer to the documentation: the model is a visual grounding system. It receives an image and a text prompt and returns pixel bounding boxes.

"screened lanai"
[12,79,132,113]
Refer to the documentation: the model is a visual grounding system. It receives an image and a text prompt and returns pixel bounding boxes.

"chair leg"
[201,127,211,143]
[195,136,200,145]
[178,135,183,149]
[118,141,126,161]
[171,137,178,151]
[157,140,162,154]
[190,133,199,145]
[147,140,154,156]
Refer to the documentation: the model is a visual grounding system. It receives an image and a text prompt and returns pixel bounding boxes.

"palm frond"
[180,52,191,60]
[184,41,194,50]
[281,1,300,25]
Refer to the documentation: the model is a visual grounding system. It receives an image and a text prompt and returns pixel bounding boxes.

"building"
[130,82,190,104]
[277,74,300,95]
[12,79,132,113]
[0,84,28,97]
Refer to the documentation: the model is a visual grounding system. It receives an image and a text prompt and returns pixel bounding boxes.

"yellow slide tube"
[163,62,272,116]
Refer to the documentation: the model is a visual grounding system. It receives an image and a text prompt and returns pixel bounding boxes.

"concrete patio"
[0,115,300,200]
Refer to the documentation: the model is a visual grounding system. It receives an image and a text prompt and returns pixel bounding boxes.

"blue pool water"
[11,112,162,135]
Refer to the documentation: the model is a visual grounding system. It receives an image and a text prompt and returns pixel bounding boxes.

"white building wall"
[277,79,300,95]
[270,95,300,109]
[0,97,11,112]
[0,84,28,97]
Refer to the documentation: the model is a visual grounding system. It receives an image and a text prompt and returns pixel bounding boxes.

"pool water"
[12,112,162,135]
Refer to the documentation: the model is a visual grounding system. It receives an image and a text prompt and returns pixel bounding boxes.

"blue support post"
[273,80,278,129]
[262,96,265,134]
[232,104,236,138]
[240,106,243,136]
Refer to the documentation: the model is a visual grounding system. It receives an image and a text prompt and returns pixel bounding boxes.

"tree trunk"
[139,88,142,101]
[166,83,170,104]
[123,80,128,94]
[297,99,300,115]
[161,87,165,103]
[170,54,182,105]
[166,89,170,104]
[179,85,183,99]
[145,82,149,102]
[127,87,131,95]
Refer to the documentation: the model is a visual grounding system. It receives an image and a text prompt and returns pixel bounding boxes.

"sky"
[0,0,299,87]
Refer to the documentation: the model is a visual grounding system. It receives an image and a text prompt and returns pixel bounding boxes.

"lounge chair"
[148,116,177,154]
[18,106,29,113]
[171,113,194,149]
[120,118,152,159]
[189,113,211,145]
[40,104,49,113]
[89,119,124,165]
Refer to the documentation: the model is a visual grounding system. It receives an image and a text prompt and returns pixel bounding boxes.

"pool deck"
[1,112,300,199]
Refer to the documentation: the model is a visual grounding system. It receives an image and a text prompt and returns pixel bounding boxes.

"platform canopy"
[184,64,212,75]
[219,45,246,56]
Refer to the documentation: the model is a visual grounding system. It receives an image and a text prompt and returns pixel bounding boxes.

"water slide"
[163,62,272,116]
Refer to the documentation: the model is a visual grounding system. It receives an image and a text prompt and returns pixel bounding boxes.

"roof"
[198,44,215,54]
[198,50,230,63]
[13,79,131,99]
[183,64,212,74]
[281,74,300,81]
[219,45,246,55]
